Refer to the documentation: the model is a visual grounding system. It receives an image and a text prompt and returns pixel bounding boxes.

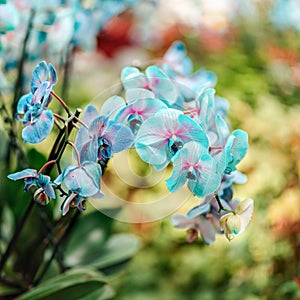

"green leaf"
[16,267,112,300]
[64,210,141,274]
[91,233,141,271]
[64,210,116,266]
[80,284,115,300]
[0,206,14,251]
[27,148,47,171]
[0,283,20,297]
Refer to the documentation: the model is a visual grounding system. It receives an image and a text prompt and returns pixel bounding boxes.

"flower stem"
[53,113,66,122]
[67,141,81,166]
[38,160,56,174]
[45,108,82,174]
[51,91,72,116]
[214,193,236,214]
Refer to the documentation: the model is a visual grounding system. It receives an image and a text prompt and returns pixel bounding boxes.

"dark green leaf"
[27,149,46,171]
[16,267,111,300]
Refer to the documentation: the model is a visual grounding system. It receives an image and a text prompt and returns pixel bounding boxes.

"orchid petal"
[49,63,57,86]
[7,169,37,180]
[115,98,167,125]
[121,66,148,89]
[82,104,99,126]
[125,88,155,102]
[43,184,56,199]
[57,165,99,198]
[79,138,98,163]
[74,126,91,157]
[197,216,216,245]
[171,213,194,229]
[187,202,211,218]
[162,41,193,76]
[103,122,134,153]
[61,193,77,216]
[32,81,50,107]
[101,95,125,119]
[22,109,54,144]
[237,198,254,233]
[230,130,248,165]
[165,150,189,192]
[215,114,230,147]
[81,161,102,191]
[177,114,209,147]
[135,116,170,165]
[17,93,32,114]
[31,61,48,93]
[145,66,177,105]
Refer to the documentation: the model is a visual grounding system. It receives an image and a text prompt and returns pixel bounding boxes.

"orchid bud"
[186,228,198,243]
[34,188,51,206]
[220,213,242,241]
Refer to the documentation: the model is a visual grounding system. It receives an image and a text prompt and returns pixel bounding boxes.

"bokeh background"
[1,0,300,299]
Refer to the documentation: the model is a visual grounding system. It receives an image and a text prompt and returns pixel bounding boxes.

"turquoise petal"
[31,61,48,94]
[7,169,37,180]
[145,66,177,106]
[22,109,54,144]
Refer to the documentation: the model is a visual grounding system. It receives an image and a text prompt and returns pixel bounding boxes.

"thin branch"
[53,113,66,122]
[38,160,56,174]
[214,193,236,214]
[67,141,81,166]
[50,91,72,116]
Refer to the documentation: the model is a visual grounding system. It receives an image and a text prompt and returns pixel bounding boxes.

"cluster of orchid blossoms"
[7,41,253,245]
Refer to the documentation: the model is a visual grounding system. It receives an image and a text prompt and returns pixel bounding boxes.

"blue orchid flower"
[15,61,57,144]
[101,88,156,120]
[166,141,222,197]
[215,95,230,119]
[31,60,57,97]
[183,87,216,130]
[7,168,56,201]
[160,41,217,100]
[218,171,247,202]
[135,109,209,171]
[171,198,220,245]
[54,161,103,215]
[161,40,193,77]
[121,66,181,107]
[171,191,242,244]
[205,113,248,176]
[114,90,168,134]
[16,82,54,144]
[223,130,249,174]
[60,193,87,216]
[74,104,135,163]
